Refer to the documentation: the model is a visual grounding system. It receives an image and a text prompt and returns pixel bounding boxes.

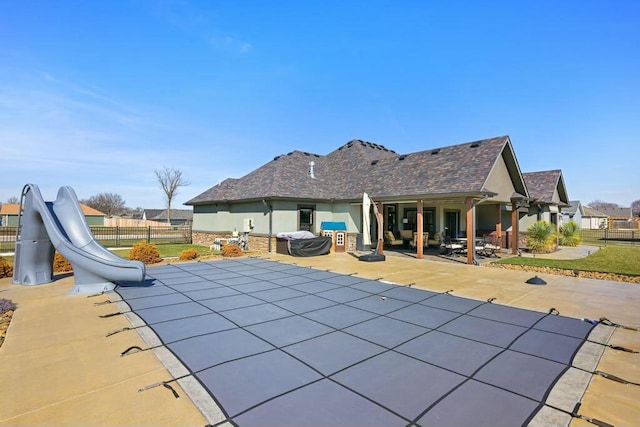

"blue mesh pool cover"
[116,258,596,427]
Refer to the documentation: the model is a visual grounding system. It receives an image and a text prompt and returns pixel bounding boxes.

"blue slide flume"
[12,184,145,294]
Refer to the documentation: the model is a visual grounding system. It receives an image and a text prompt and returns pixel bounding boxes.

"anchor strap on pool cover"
[543,402,615,427]
[599,317,638,331]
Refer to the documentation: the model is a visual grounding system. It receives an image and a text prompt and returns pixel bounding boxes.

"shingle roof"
[186,136,521,205]
[145,209,193,221]
[522,170,567,204]
[596,207,632,219]
[582,206,608,218]
[564,200,581,215]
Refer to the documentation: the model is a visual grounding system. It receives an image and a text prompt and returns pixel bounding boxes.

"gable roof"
[522,170,569,205]
[144,209,193,221]
[187,135,528,205]
[0,203,104,216]
[582,206,608,218]
[564,200,581,215]
[596,207,633,219]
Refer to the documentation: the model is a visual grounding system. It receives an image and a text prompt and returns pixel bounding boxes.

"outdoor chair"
[384,231,403,246]
[441,235,464,256]
[410,232,429,249]
[480,235,501,257]
[428,231,441,248]
[399,230,413,241]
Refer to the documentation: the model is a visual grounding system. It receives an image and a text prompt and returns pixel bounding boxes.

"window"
[298,206,315,232]
[404,208,435,234]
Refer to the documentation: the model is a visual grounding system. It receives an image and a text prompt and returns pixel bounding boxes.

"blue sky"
[1,1,638,209]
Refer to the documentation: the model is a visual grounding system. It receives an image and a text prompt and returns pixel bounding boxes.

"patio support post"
[466,197,474,265]
[417,199,424,259]
[511,201,519,254]
[377,201,384,254]
[496,204,502,248]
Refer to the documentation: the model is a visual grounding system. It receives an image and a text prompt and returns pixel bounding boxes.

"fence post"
[147,226,151,244]
[116,226,120,247]
[604,228,608,247]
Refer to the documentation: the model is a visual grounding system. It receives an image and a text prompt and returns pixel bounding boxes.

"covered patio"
[365,194,529,265]
[355,136,530,265]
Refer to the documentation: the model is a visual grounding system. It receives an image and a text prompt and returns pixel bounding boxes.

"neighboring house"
[0,203,105,226]
[143,209,193,226]
[581,206,609,230]
[597,207,633,220]
[521,170,570,231]
[561,200,582,226]
[596,206,636,229]
[186,135,533,264]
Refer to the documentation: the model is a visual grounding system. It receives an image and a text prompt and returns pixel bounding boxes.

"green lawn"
[111,244,215,259]
[494,246,640,276]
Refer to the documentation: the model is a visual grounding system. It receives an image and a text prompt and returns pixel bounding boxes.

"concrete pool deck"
[0,250,638,426]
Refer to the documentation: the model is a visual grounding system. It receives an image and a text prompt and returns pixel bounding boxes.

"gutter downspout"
[262,199,273,253]
[469,193,492,265]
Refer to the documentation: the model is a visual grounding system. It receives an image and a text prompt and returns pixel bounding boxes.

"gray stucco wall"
[192,200,360,235]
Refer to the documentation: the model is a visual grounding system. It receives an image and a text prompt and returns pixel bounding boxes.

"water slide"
[12,184,145,294]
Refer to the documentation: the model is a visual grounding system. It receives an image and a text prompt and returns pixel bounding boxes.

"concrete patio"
[0,249,638,426]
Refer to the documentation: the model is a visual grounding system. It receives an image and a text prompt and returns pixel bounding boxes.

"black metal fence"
[0,226,192,253]
[580,229,639,247]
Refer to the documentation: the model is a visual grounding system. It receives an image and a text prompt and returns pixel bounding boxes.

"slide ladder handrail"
[14,183,32,245]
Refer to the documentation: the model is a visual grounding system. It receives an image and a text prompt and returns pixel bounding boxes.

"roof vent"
[470,142,481,148]
[431,149,440,155]
[398,155,407,161]
[371,160,379,165]
[273,155,281,161]
[309,161,316,179]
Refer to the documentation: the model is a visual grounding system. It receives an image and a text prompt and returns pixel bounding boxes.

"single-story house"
[596,206,637,229]
[0,203,105,226]
[186,135,536,265]
[596,207,633,221]
[521,170,570,232]
[581,206,609,230]
[142,209,193,226]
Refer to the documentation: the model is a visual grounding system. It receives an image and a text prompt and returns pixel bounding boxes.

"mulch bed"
[0,310,13,349]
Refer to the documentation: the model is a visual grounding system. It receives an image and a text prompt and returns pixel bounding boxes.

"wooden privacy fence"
[0,226,192,253]
[103,218,169,227]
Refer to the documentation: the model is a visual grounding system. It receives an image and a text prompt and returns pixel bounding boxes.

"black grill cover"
[288,236,332,257]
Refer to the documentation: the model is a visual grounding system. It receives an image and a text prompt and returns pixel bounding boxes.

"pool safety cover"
[116,258,598,427]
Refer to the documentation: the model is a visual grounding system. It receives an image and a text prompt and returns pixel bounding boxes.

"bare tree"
[6,196,19,204]
[155,167,190,224]
[632,199,640,217]
[81,193,126,217]
[588,200,620,211]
